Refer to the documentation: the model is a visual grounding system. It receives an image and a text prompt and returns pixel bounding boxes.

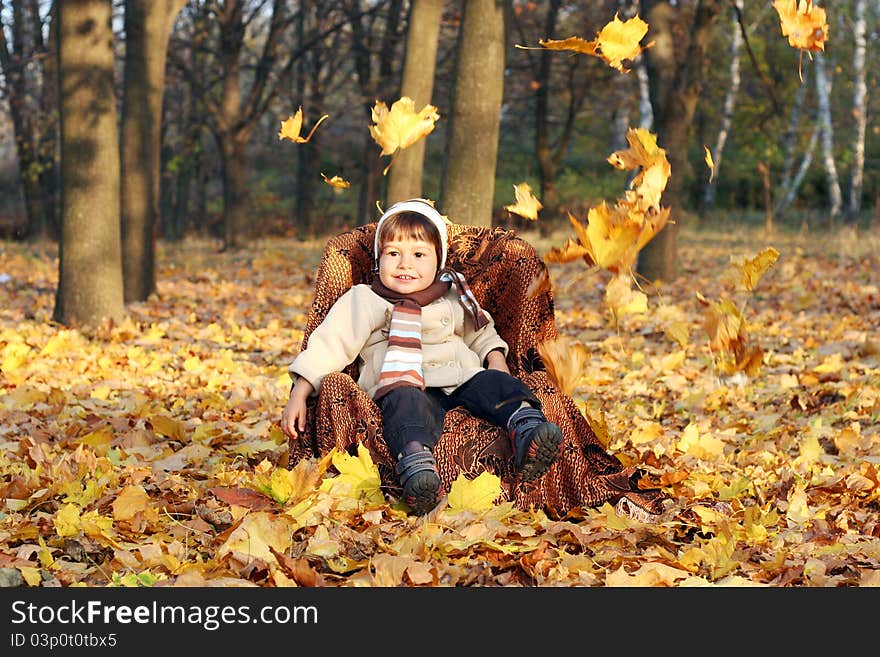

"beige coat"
[289,284,509,398]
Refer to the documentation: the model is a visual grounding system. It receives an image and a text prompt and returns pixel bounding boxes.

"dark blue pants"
[376,369,540,458]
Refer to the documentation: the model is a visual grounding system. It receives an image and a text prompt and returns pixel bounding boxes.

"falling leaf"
[369,96,439,159]
[525,269,551,299]
[544,235,592,265]
[527,14,653,73]
[582,204,642,272]
[704,145,716,183]
[593,13,653,72]
[320,172,350,189]
[727,247,780,292]
[505,183,542,220]
[773,0,829,52]
[447,471,502,512]
[537,335,589,396]
[606,274,648,322]
[278,107,328,144]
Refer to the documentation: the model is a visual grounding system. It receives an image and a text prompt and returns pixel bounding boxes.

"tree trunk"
[386,0,444,205]
[533,0,562,218]
[773,79,806,216]
[846,0,867,223]
[702,0,742,212]
[0,0,58,241]
[637,0,723,285]
[346,0,406,224]
[219,133,252,250]
[777,123,819,218]
[814,51,842,223]
[120,0,186,302]
[440,0,507,227]
[53,0,124,327]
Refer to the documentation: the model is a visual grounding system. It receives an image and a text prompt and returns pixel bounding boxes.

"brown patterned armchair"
[287,221,666,520]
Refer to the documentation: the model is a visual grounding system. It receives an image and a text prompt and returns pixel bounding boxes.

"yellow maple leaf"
[319,444,384,505]
[594,13,653,72]
[531,14,652,73]
[278,106,328,143]
[634,205,671,252]
[54,502,82,538]
[369,96,439,159]
[320,172,350,189]
[446,471,501,513]
[252,458,324,505]
[217,511,294,563]
[505,182,542,220]
[773,0,829,52]
[584,203,642,271]
[608,127,671,210]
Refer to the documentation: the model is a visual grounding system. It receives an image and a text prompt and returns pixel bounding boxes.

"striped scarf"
[371,269,489,399]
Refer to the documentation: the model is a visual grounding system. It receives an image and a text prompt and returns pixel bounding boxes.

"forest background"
[0,0,879,589]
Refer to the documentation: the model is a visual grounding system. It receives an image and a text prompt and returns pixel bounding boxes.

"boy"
[281,198,562,514]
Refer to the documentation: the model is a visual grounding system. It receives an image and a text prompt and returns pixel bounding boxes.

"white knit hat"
[374,198,449,270]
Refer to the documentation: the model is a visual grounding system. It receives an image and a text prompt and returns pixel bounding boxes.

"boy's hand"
[281,377,314,438]
[484,349,510,374]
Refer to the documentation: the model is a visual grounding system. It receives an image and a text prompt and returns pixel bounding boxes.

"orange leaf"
[209,487,276,511]
[773,0,829,52]
[321,172,351,189]
[536,335,589,397]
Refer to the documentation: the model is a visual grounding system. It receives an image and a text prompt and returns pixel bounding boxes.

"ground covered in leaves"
[1,222,879,587]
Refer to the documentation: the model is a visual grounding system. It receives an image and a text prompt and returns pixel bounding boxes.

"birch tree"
[702,0,742,211]
[773,79,807,217]
[814,50,842,221]
[846,0,867,223]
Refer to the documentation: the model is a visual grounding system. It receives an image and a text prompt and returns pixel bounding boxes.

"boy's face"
[378,235,439,294]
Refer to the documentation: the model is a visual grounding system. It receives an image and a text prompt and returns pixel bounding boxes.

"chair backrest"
[302,222,559,379]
